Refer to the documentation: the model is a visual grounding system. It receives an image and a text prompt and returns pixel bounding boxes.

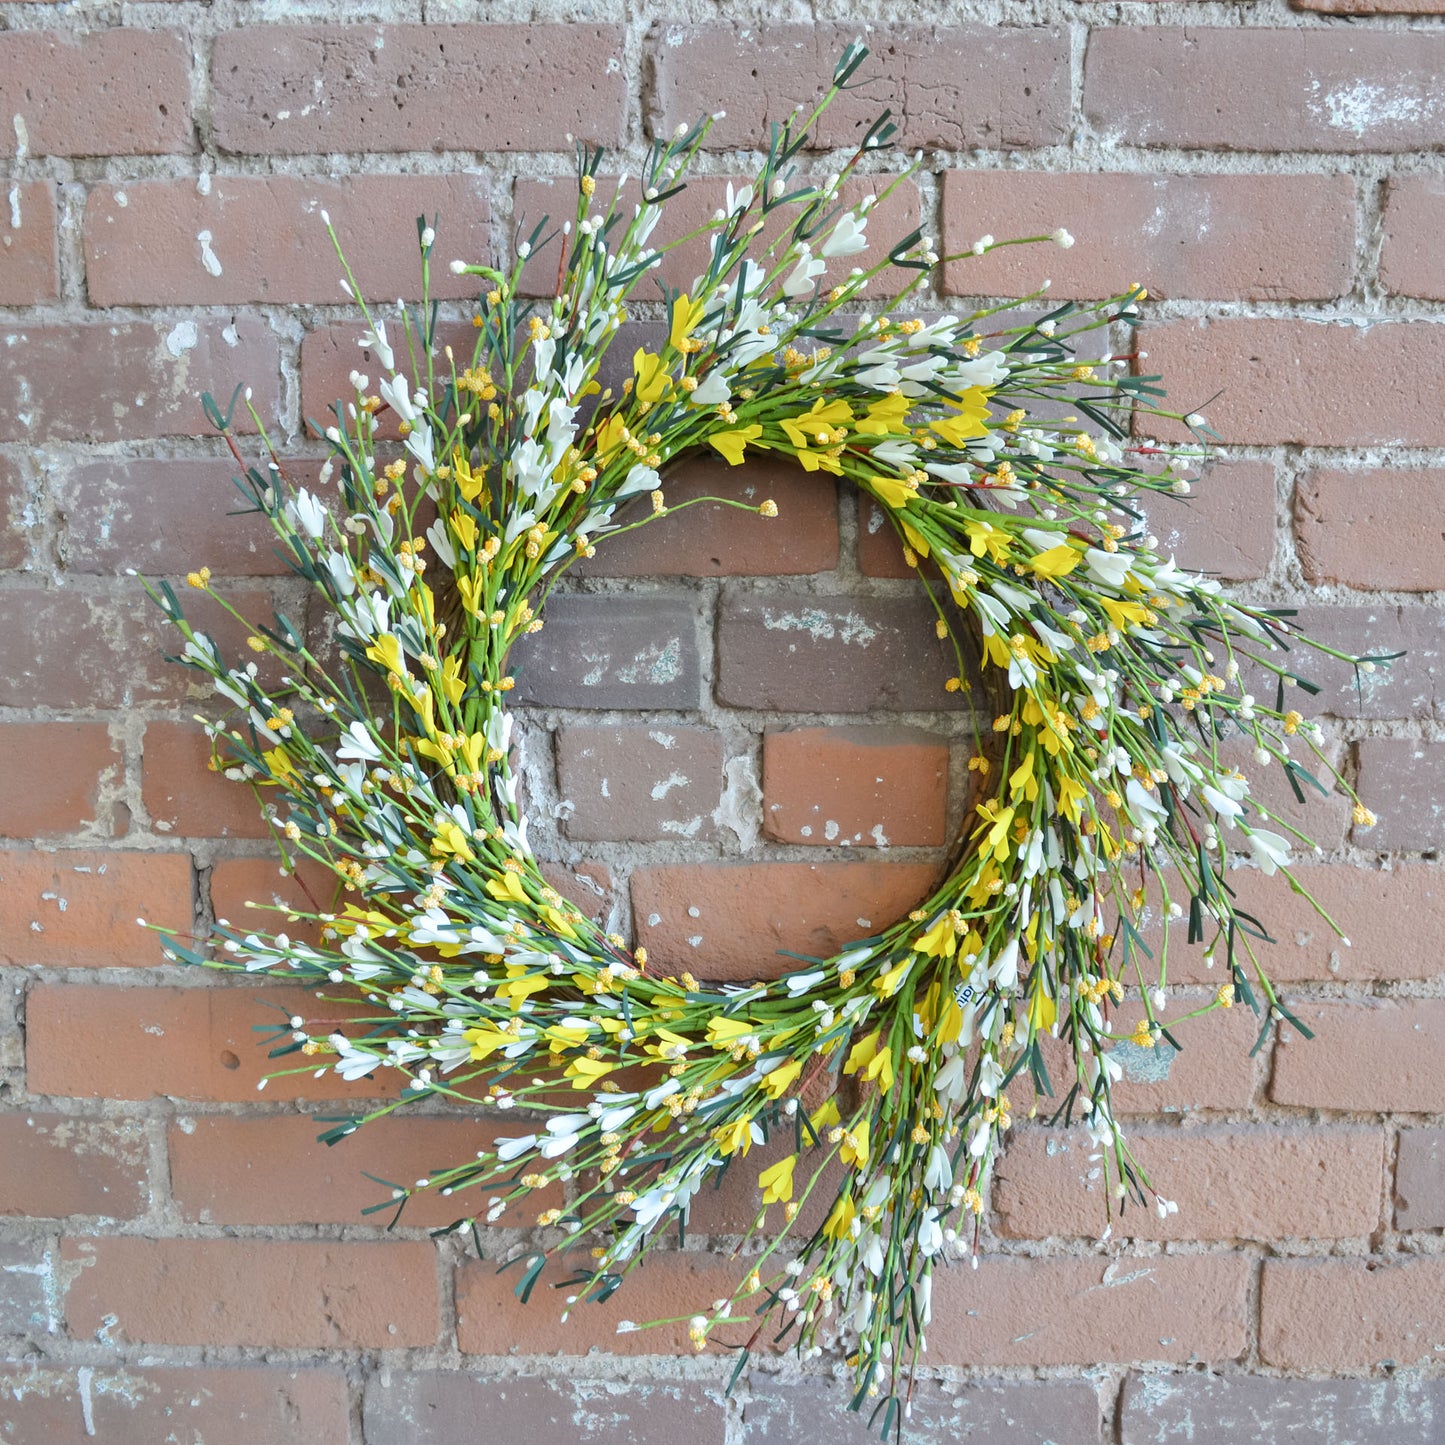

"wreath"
[148,47,1382,1430]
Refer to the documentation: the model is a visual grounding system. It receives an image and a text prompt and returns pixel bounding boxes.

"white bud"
[1052,227,1074,249]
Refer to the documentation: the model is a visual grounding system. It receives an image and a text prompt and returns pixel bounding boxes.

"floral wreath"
[148,48,1384,1432]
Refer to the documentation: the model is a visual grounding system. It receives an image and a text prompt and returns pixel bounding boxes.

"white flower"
[337,721,383,763]
[616,463,662,498]
[990,938,1020,990]
[689,371,731,407]
[1085,547,1133,588]
[917,1207,944,1256]
[329,1034,382,1081]
[494,1134,538,1163]
[1245,828,1292,876]
[781,246,826,298]
[288,488,326,539]
[924,1143,953,1194]
[1052,227,1075,249]
[820,210,867,258]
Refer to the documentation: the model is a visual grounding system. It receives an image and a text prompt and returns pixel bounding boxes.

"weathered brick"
[762,725,949,847]
[62,1236,438,1349]
[0,1239,55,1336]
[856,498,917,579]
[0,723,122,839]
[0,1366,350,1445]
[1085,28,1445,152]
[0,182,58,305]
[654,24,1070,150]
[209,855,342,944]
[141,721,273,840]
[0,582,281,710]
[631,861,939,981]
[1214,732,1353,850]
[1138,320,1445,448]
[1297,0,1445,9]
[24,983,398,1103]
[930,1254,1250,1366]
[539,860,614,926]
[1296,468,1445,592]
[743,1376,1104,1445]
[1271,1000,1445,1111]
[517,174,922,300]
[1041,1002,1261,1114]
[556,724,723,843]
[1119,1372,1445,1445]
[686,1130,844,1239]
[456,1247,743,1357]
[0,29,190,157]
[1381,176,1445,298]
[1140,863,1442,986]
[1395,1127,1445,1230]
[0,850,190,968]
[169,1113,557,1230]
[943,172,1353,301]
[1260,1258,1445,1369]
[366,1374,726,1445]
[212,25,626,154]
[0,321,281,443]
[717,594,967,713]
[1354,739,1445,850]
[574,458,839,579]
[0,455,27,570]
[0,1113,147,1219]
[512,594,702,710]
[1141,460,1276,583]
[55,457,293,578]
[995,1123,1383,1241]
[85,175,491,306]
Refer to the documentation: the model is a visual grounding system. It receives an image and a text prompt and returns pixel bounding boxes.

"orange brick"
[0,182,59,304]
[62,1236,438,1349]
[0,1113,148,1219]
[0,723,122,839]
[142,721,274,839]
[1297,468,1445,591]
[0,850,191,968]
[930,1253,1250,1366]
[995,1123,1383,1241]
[1261,1258,1445,1370]
[208,855,342,945]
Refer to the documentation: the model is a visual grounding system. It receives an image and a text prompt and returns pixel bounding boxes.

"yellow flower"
[912,913,957,958]
[761,1057,802,1099]
[823,1192,856,1241]
[632,350,674,407]
[709,424,763,466]
[706,1016,754,1048]
[669,292,706,352]
[855,392,911,436]
[1056,775,1088,823]
[758,1154,797,1205]
[964,518,1011,565]
[1027,972,1058,1034]
[975,799,1016,862]
[868,474,917,511]
[714,1115,756,1157]
[809,1097,841,1133]
[928,386,991,446]
[564,1054,615,1089]
[1027,542,1082,578]
[1009,747,1038,803]
[485,869,528,905]
[839,1119,870,1169]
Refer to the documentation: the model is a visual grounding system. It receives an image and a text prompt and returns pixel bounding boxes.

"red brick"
[930,1253,1250,1366]
[55,457,298,577]
[24,982,402,1103]
[716,594,968,713]
[142,721,274,840]
[1395,1127,1445,1230]
[762,726,949,847]
[1085,28,1445,152]
[0,455,26,569]
[209,855,342,944]
[1119,1373,1445,1445]
[1354,739,1445,851]
[169,1113,559,1229]
[366,1375,726,1445]
[517,174,922,300]
[85,175,491,306]
[62,1236,438,1349]
[512,594,703,711]
[856,497,917,579]
[0,723,122,838]
[0,850,190,968]
[654,24,1069,150]
[1382,178,1445,298]
[574,458,839,579]
[1138,320,1445,448]
[0,582,281,710]
[456,1248,746,1357]
[0,29,190,157]
[1142,864,1442,986]
[1260,1258,1445,1370]
[1215,732,1353,850]
[1297,468,1445,591]
[0,1112,147,1219]
[0,321,281,443]
[539,860,613,926]
[631,861,940,981]
[0,1240,50,1332]
[1038,1000,1261,1114]
[1271,1000,1445,1112]
[556,724,723,843]
[943,172,1353,302]
[212,25,626,155]
[995,1123,1383,1241]
[0,1366,350,1445]
[687,1130,844,1239]
[0,182,59,304]
[1142,460,1275,583]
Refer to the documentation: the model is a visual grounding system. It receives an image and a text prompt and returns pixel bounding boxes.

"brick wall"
[1,2,1442,1442]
